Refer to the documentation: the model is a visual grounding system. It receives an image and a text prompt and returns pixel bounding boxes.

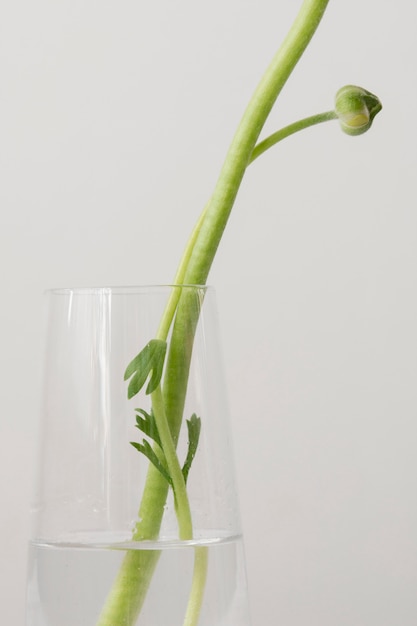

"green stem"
[250,110,336,163]
[95,549,161,626]
[151,385,193,539]
[183,0,331,286]
[156,208,208,342]
[183,547,209,626]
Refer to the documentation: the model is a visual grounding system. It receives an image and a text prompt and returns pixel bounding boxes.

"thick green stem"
[95,549,160,626]
[183,0,330,286]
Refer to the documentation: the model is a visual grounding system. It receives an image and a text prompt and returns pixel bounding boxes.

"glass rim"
[45,284,212,296]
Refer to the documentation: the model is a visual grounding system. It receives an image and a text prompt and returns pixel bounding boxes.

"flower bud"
[335,85,382,136]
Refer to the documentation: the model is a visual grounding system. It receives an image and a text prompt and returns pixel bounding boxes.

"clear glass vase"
[26,285,251,626]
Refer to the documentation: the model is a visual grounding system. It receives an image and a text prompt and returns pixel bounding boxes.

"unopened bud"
[335,85,382,136]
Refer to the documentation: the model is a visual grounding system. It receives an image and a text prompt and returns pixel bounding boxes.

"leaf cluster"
[131,409,201,487]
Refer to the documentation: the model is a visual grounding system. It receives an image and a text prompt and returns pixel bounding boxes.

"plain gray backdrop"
[1,0,416,624]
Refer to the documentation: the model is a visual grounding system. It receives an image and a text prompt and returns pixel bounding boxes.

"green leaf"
[182,414,201,484]
[134,408,162,448]
[124,339,167,398]
[130,439,172,485]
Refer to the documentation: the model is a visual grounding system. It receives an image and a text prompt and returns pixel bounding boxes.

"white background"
[1,0,416,624]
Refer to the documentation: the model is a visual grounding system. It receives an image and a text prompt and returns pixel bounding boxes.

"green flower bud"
[335,85,382,136]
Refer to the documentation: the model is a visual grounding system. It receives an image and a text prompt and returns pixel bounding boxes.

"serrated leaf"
[130,439,172,485]
[134,408,162,448]
[124,339,167,398]
[182,414,201,484]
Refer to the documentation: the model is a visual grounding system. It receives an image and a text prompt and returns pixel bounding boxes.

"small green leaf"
[134,408,162,448]
[130,439,172,485]
[182,414,201,484]
[124,339,167,398]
